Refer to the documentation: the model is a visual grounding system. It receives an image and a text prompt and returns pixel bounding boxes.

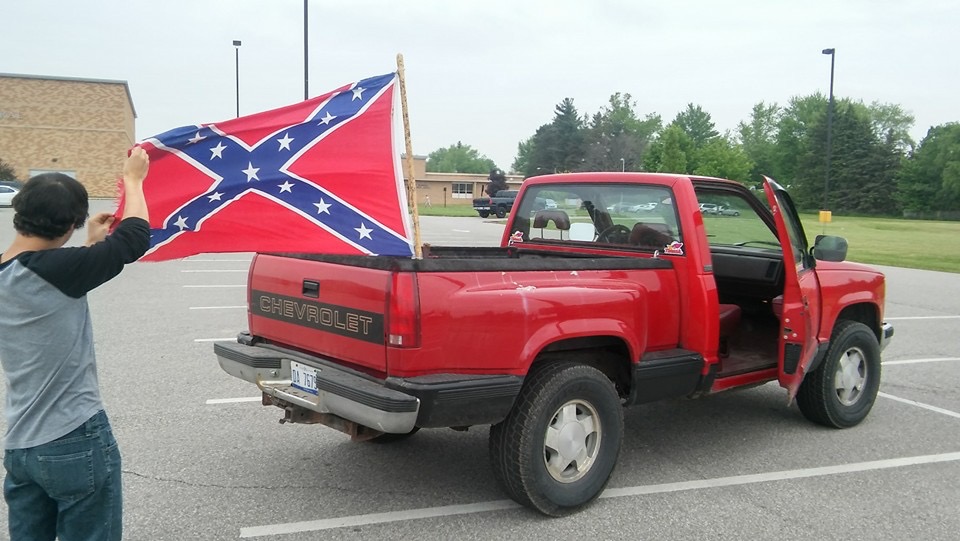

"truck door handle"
[302,280,319,298]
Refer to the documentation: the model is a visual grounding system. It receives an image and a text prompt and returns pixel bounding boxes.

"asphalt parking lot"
[0,207,958,540]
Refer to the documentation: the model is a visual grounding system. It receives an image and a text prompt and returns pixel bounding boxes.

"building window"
[451,182,473,199]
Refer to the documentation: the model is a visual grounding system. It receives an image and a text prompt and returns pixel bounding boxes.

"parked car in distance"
[0,185,18,207]
[717,205,740,216]
[629,202,658,213]
[699,203,719,214]
[544,198,558,209]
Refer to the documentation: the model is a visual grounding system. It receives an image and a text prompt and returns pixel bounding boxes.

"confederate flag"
[121,72,414,261]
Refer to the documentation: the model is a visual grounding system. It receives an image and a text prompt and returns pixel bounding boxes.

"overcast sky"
[3,0,957,171]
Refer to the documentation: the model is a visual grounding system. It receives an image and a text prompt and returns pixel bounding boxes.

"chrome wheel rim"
[834,346,868,406]
[543,399,601,483]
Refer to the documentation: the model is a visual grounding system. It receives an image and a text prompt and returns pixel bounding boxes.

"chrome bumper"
[880,322,894,351]
[214,342,419,434]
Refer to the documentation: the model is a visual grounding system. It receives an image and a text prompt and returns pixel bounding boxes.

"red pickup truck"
[215,172,893,516]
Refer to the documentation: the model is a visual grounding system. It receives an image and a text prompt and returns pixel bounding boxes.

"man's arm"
[121,146,150,223]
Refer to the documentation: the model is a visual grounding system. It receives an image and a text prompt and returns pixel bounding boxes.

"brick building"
[0,73,136,197]
[407,156,523,208]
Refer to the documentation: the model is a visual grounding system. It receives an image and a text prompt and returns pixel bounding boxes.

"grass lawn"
[416,204,481,217]
[799,214,960,273]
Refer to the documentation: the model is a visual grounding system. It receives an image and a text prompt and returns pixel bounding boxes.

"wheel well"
[529,336,632,398]
[835,302,880,341]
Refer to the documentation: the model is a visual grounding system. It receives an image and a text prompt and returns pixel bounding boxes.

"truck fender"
[518,318,643,373]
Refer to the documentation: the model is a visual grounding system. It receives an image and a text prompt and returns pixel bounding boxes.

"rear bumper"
[214,340,521,432]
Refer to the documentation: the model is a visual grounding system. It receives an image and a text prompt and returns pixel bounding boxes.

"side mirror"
[812,234,848,262]
[569,222,595,242]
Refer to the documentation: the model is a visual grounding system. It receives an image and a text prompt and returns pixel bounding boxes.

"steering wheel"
[596,224,631,244]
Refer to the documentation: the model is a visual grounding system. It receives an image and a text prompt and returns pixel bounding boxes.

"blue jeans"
[3,410,122,541]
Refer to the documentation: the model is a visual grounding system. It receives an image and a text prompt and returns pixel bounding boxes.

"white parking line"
[206,397,261,405]
[194,338,237,342]
[183,285,245,288]
[189,305,246,310]
[885,315,960,320]
[878,392,960,419]
[238,451,960,538]
[181,269,248,273]
[184,258,252,262]
[883,357,960,365]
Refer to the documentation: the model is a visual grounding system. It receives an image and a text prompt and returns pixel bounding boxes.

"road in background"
[0,208,957,540]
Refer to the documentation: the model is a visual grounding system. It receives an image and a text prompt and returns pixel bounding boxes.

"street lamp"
[822,47,835,210]
[233,40,242,118]
[620,157,625,172]
[303,0,309,99]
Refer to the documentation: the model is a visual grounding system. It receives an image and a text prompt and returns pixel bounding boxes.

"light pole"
[822,47,835,210]
[620,157,625,172]
[233,40,242,117]
[303,0,309,99]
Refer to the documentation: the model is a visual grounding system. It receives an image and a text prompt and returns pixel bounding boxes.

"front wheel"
[796,320,881,428]
[488,362,623,516]
[495,206,507,219]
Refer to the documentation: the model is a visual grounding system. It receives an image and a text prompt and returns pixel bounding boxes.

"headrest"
[533,210,571,230]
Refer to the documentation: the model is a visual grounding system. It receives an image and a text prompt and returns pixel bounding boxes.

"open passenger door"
[761,176,822,400]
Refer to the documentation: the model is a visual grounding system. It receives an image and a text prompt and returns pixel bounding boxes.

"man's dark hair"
[12,173,88,239]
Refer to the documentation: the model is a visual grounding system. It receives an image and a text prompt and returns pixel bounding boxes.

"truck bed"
[265,245,674,272]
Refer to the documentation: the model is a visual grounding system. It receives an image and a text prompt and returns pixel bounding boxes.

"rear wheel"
[488,362,623,516]
[495,206,507,218]
[477,210,490,218]
[796,320,881,428]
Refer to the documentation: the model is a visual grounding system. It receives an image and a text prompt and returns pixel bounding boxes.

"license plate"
[290,361,318,395]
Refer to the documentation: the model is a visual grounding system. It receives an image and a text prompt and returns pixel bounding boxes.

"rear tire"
[488,362,623,516]
[796,320,881,428]
[478,211,490,218]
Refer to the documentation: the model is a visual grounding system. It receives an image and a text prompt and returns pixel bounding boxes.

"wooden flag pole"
[396,54,423,259]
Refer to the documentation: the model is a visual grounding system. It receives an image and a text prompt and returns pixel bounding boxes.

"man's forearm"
[122,180,149,223]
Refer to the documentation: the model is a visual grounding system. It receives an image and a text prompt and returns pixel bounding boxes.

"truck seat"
[629,223,673,248]
[718,303,741,357]
[533,210,571,230]
[771,295,783,319]
[718,304,741,337]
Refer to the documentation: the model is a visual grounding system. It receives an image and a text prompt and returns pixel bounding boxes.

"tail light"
[386,272,420,348]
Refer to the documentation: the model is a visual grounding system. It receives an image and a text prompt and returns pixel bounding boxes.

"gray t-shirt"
[0,218,149,449]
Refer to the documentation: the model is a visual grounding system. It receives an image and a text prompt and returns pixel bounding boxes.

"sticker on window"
[508,230,524,246]
[664,241,684,255]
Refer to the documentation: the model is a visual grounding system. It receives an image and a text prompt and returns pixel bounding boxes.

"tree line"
[427,93,960,217]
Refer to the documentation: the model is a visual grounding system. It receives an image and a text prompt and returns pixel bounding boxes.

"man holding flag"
[0,148,150,540]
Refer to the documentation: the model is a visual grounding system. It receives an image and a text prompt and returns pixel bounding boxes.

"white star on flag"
[174,216,189,230]
[209,142,226,159]
[207,192,224,202]
[277,133,294,151]
[313,199,331,214]
[188,132,205,144]
[355,223,373,240]
[242,162,260,182]
[278,181,294,193]
[351,86,366,100]
[318,112,336,125]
